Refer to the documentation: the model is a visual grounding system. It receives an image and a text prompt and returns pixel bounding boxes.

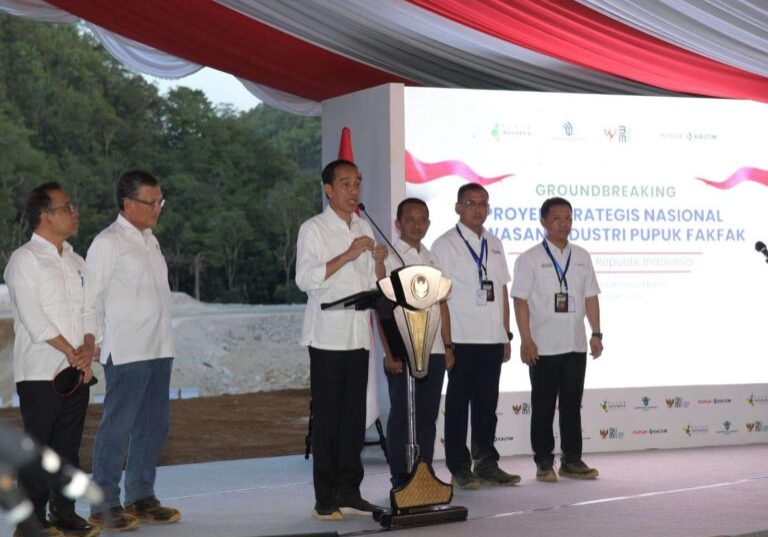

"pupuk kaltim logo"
[696,167,768,190]
[405,150,513,186]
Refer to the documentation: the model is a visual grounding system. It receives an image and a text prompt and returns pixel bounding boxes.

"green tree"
[0,15,322,304]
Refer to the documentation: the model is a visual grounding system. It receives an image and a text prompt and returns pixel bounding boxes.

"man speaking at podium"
[296,159,387,520]
[378,198,451,490]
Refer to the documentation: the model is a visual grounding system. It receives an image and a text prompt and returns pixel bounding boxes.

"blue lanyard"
[542,240,571,292]
[456,225,487,285]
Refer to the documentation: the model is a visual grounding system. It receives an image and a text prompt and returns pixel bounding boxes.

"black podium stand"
[322,268,467,529]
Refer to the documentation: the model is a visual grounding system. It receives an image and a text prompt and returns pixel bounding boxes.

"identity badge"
[554,292,569,313]
[475,289,487,306]
[482,280,495,302]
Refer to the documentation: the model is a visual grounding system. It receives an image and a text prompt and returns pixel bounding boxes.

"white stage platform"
[3,444,768,537]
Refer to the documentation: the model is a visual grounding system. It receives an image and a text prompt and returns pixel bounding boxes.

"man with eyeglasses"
[431,183,520,490]
[82,170,177,531]
[5,182,99,537]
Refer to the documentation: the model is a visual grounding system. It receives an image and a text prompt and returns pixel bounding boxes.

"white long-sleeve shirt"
[83,214,175,364]
[295,205,377,350]
[4,234,85,382]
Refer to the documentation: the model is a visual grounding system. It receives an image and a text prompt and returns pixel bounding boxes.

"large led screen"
[404,88,768,391]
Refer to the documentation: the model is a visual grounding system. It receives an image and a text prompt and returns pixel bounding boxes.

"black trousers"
[309,346,368,508]
[444,343,503,475]
[385,353,446,485]
[529,352,587,465]
[16,380,90,522]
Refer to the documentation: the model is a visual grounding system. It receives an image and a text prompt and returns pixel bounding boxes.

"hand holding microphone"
[346,236,375,261]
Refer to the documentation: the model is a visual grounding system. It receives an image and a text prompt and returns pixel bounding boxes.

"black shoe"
[49,506,101,537]
[89,507,140,532]
[338,497,380,516]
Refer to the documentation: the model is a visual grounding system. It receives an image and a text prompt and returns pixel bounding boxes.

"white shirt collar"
[456,221,486,242]
[117,213,153,239]
[30,233,72,255]
[544,237,570,255]
[393,236,422,255]
[321,203,360,229]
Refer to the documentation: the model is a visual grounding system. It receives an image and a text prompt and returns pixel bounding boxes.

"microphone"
[755,241,768,262]
[357,203,406,267]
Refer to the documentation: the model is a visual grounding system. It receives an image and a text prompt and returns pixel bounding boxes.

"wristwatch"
[507,331,514,341]
[445,342,456,351]
[591,332,603,339]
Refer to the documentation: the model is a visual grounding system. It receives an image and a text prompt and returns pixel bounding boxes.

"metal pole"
[405,366,419,473]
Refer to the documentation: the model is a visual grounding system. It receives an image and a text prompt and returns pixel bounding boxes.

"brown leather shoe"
[125,496,180,524]
[88,507,139,532]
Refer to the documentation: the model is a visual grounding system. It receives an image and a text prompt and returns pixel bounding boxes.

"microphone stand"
[357,203,405,266]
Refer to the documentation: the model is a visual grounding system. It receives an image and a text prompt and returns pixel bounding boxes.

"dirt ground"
[0,389,311,472]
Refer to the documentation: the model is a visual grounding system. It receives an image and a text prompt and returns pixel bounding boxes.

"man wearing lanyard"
[511,197,603,482]
[431,184,519,489]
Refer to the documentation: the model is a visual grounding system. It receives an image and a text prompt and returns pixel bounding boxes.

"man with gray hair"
[83,170,178,531]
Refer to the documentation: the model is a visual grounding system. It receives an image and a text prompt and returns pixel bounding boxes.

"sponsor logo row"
[597,420,768,439]
[490,121,719,144]
[440,420,768,447]
[504,394,768,414]
[598,395,767,412]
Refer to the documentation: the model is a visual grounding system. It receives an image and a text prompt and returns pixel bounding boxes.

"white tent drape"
[577,0,768,77]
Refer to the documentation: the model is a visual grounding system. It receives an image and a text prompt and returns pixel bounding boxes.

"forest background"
[0,15,321,304]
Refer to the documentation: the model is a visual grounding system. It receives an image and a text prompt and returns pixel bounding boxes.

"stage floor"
[3,444,768,537]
